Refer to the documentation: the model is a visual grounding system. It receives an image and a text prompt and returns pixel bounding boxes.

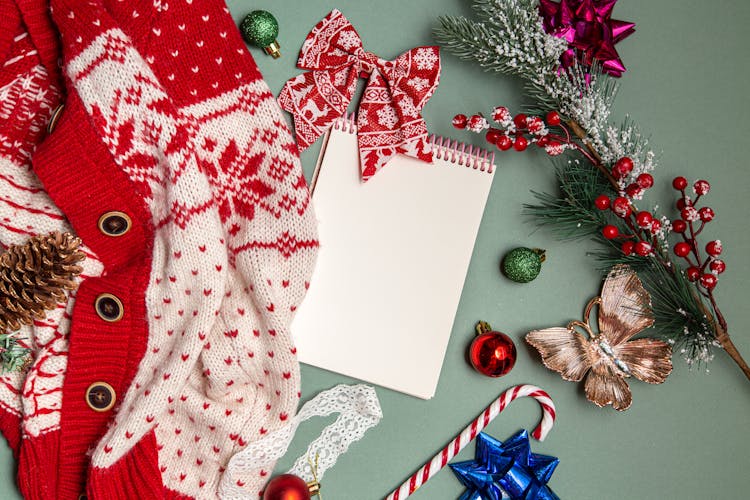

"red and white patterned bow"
[278,10,441,181]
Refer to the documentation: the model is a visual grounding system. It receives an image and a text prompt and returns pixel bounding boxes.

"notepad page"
[292,123,495,399]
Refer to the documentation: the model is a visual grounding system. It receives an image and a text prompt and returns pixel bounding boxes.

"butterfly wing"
[526,327,594,382]
[584,360,633,411]
[598,265,654,346]
[613,338,673,384]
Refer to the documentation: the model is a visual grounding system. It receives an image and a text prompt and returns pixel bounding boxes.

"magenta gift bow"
[278,9,441,181]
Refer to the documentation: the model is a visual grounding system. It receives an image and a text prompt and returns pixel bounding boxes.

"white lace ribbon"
[220,384,382,499]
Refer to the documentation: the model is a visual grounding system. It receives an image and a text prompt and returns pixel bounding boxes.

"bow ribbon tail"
[389,46,442,166]
[278,67,356,151]
[356,72,404,181]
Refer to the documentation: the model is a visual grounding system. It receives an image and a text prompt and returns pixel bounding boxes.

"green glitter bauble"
[240,10,280,57]
[501,247,546,283]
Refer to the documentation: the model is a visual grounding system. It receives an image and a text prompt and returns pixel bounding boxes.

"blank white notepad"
[292,117,496,399]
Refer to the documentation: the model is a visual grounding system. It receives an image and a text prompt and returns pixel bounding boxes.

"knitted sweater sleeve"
[0,3,103,455]
[47,1,318,497]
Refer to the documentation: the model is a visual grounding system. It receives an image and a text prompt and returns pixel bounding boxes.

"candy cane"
[385,384,555,500]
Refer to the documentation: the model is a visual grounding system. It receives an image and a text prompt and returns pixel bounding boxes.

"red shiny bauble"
[497,135,513,151]
[546,111,561,126]
[710,259,726,274]
[594,195,610,210]
[263,475,311,500]
[672,176,688,190]
[636,173,654,189]
[513,113,528,129]
[469,330,517,377]
[452,114,468,129]
[602,225,619,239]
[686,266,701,281]
[635,211,653,228]
[513,136,529,151]
[674,242,691,258]
[650,219,662,233]
[672,220,687,233]
[700,273,718,290]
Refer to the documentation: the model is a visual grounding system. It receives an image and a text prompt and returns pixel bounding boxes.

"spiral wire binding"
[332,113,495,173]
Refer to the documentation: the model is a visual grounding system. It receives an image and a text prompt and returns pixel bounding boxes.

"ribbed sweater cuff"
[0,407,21,458]
[87,430,168,499]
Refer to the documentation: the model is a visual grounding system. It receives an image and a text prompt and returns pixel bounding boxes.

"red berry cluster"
[670,177,724,290]
[610,156,653,199]
[594,156,659,257]
[452,107,567,156]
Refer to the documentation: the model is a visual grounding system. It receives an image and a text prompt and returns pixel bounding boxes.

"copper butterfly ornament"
[526,265,672,411]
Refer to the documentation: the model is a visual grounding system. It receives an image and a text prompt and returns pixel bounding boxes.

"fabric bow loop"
[278,9,441,181]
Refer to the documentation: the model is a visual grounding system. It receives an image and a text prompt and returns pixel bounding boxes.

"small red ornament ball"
[672,220,687,233]
[594,195,610,210]
[700,273,718,289]
[513,136,529,151]
[602,225,619,239]
[621,241,635,256]
[706,240,723,256]
[710,259,726,274]
[452,114,468,129]
[263,475,311,500]
[672,176,688,190]
[686,266,701,281]
[545,110,561,126]
[674,242,691,258]
[469,329,517,377]
[650,219,662,233]
[497,135,513,151]
[634,241,652,256]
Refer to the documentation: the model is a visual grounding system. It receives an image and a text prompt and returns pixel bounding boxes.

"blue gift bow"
[449,430,560,500]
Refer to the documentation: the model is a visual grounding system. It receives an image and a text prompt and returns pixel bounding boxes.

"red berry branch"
[453,106,750,380]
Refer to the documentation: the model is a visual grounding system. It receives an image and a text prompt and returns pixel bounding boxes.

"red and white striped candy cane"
[385,384,555,500]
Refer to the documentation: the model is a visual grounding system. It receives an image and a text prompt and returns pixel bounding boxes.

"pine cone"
[0,232,85,332]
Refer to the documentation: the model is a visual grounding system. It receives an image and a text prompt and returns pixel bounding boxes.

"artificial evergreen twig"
[436,0,749,379]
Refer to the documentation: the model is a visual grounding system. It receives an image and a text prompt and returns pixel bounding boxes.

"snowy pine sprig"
[436,0,630,165]
[436,0,749,377]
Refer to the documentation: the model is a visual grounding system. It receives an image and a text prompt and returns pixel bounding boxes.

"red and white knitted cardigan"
[0,0,318,498]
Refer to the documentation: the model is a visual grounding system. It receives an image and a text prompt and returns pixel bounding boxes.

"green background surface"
[2,0,749,499]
